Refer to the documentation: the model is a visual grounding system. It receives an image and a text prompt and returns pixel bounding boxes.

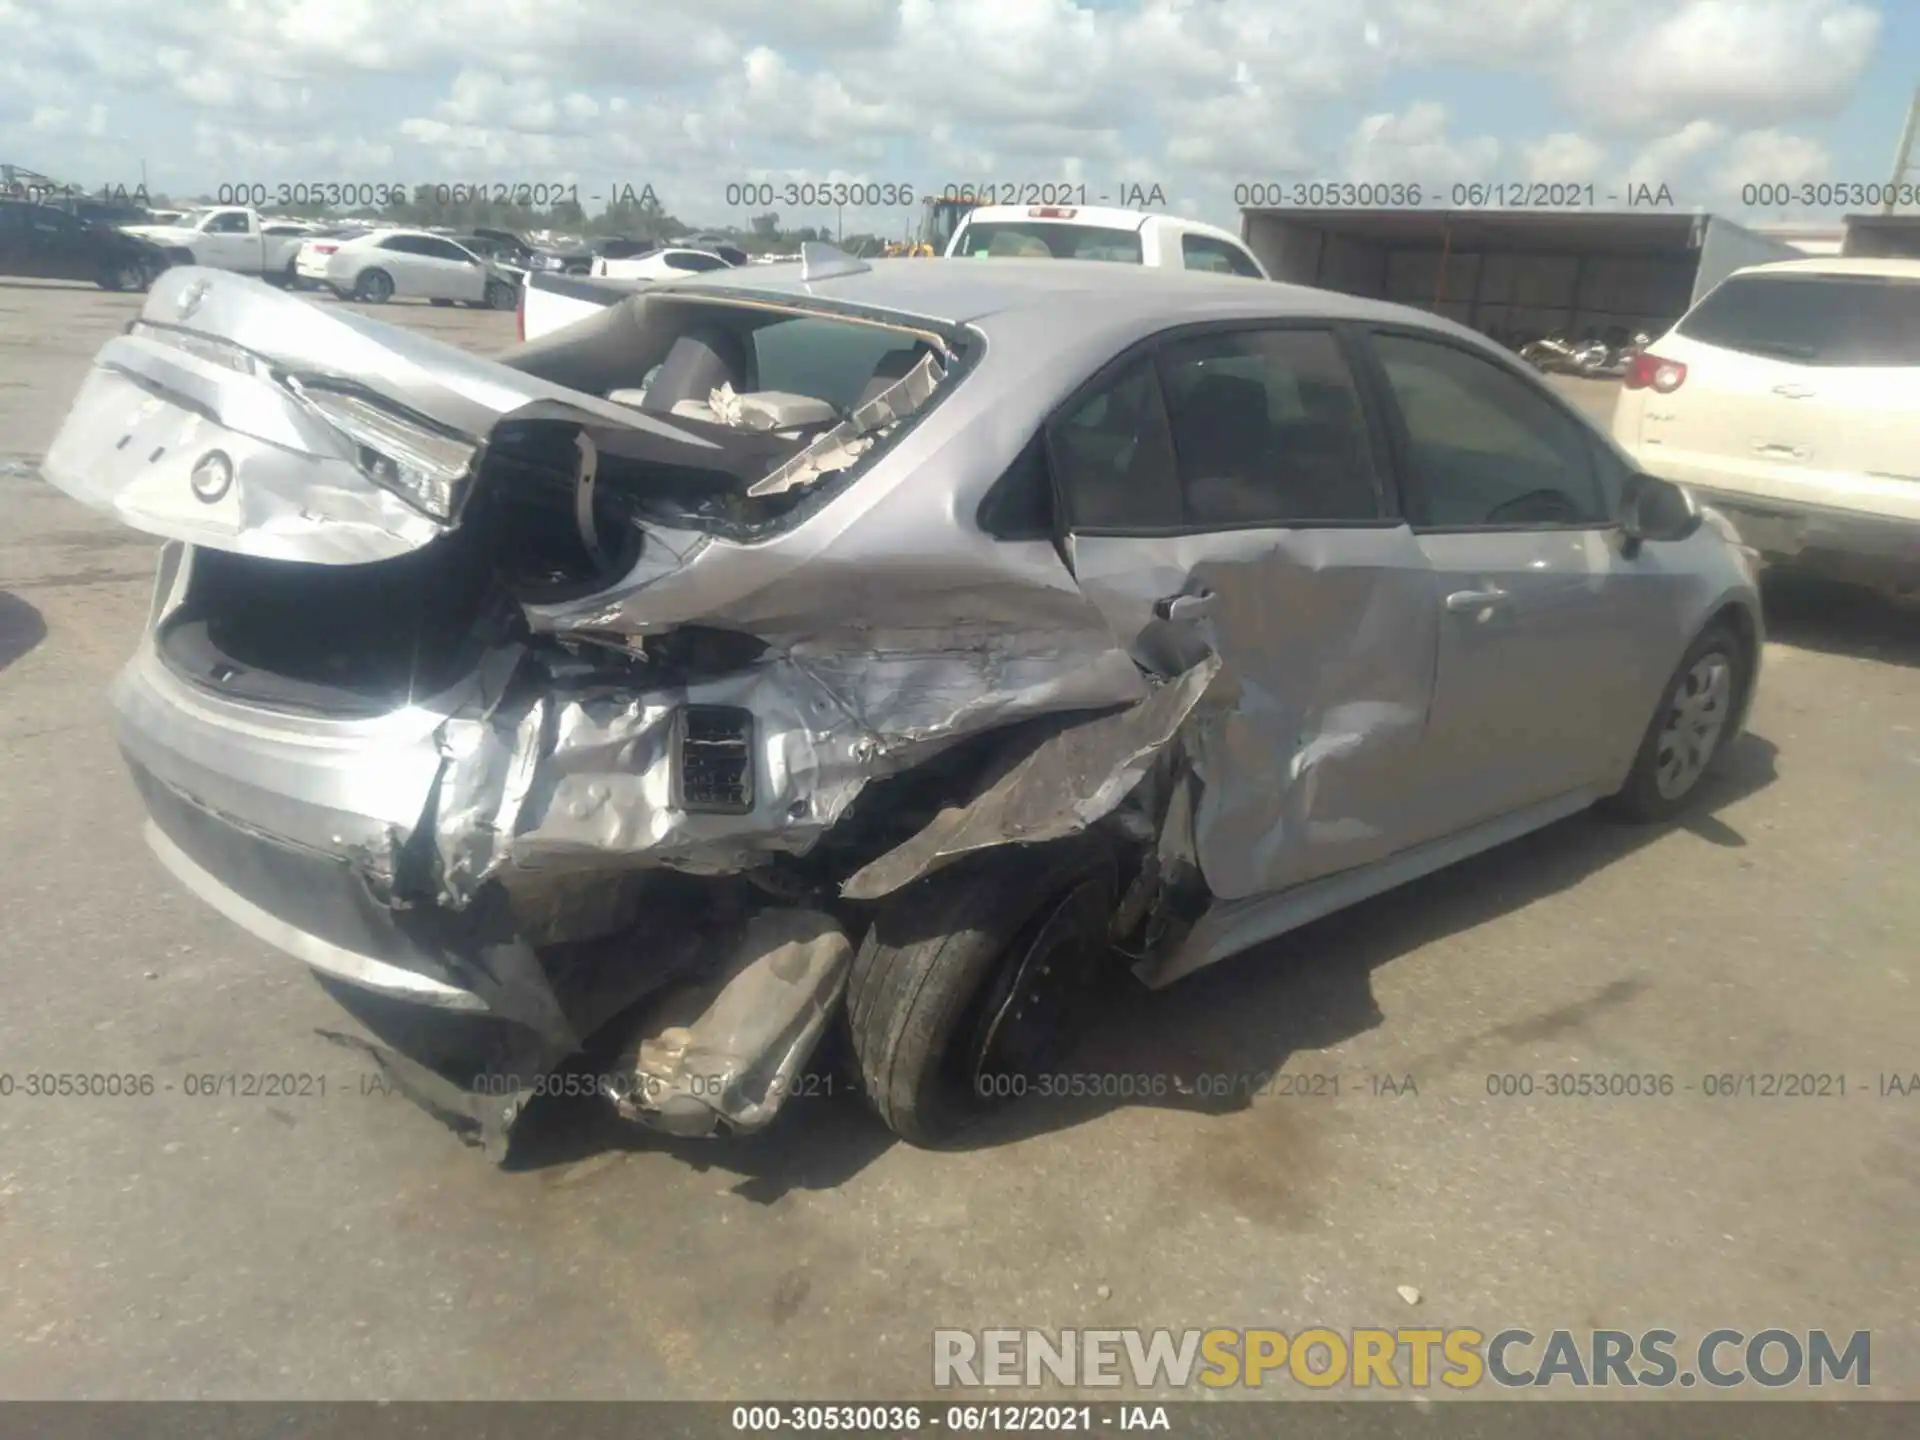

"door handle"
[1445,587,1508,612]
[1771,383,1815,399]
[1154,591,1217,623]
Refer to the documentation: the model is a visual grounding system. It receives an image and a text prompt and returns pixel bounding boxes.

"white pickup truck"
[945,204,1269,278]
[119,206,319,284]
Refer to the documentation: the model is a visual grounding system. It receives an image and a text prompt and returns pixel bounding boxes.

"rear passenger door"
[1056,323,1443,901]
[1360,327,1654,827]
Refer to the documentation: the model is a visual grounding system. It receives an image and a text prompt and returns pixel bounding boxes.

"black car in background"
[455,230,534,269]
[526,235,649,274]
[0,199,169,291]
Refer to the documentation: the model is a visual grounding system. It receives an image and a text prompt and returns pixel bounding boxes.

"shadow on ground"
[1763,572,1920,669]
[503,731,1780,1195]
[0,591,47,672]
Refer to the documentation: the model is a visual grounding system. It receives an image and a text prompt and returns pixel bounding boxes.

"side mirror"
[1621,472,1702,552]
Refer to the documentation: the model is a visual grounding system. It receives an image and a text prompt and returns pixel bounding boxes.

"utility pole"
[1887,85,1919,214]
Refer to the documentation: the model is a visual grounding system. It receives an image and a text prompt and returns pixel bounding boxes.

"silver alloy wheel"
[1654,651,1733,799]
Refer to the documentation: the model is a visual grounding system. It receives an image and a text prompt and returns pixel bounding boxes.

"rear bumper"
[1680,484,1920,577]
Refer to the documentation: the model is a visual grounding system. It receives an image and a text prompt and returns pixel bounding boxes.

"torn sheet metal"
[748,351,946,497]
[610,908,853,1137]
[37,269,718,565]
[423,629,1151,903]
[840,653,1223,901]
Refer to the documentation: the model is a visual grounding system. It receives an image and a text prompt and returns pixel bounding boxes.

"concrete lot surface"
[1,278,1916,1400]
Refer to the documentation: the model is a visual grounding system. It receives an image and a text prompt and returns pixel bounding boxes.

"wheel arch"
[1701,595,1763,738]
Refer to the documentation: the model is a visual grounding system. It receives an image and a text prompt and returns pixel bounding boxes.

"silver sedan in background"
[37,253,1760,1158]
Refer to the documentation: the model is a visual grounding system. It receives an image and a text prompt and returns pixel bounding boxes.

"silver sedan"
[39,253,1761,1156]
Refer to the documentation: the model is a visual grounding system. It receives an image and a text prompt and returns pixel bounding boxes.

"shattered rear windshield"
[493,299,967,538]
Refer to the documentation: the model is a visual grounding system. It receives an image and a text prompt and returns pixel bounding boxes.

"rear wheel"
[354,268,394,303]
[846,840,1118,1147]
[96,260,137,292]
[1601,622,1747,822]
[485,279,517,310]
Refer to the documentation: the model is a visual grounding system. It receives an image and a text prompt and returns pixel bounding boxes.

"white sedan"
[295,228,521,309]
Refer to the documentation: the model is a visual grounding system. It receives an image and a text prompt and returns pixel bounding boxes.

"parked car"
[295,227,521,308]
[1611,257,1920,592]
[456,230,533,270]
[947,204,1269,278]
[0,198,170,290]
[118,206,319,284]
[526,237,639,274]
[670,235,751,267]
[39,255,1760,1157]
[591,245,739,280]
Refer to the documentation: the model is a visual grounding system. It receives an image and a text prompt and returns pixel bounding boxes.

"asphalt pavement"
[1,277,1916,1400]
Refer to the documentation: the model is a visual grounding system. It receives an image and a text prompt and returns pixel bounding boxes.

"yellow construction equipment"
[883,194,981,258]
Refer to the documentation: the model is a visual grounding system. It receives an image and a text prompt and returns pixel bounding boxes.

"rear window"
[751,316,933,413]
[1676,274,1920,367]
[952,222,1143,264]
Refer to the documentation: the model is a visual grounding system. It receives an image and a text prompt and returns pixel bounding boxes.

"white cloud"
[1519,132,1609,183]
[0,0,1886,227]
[1346,103,1501,183]
[1707,129,1834,202]
[1379,0,1880,134]
[1623,120,1728,188]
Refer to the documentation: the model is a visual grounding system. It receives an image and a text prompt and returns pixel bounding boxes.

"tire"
[1600,622,1748,823]
[96,261,135,292]
[847,840,1118,1147]
[354,269,394,303]
[485,279,517,310]
[564,262,590,275]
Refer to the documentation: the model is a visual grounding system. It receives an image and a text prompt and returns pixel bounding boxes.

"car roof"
[955,205,1249,248]
[1731,256,1920,281]
[667,254,1471,333]
[359,228,468,245]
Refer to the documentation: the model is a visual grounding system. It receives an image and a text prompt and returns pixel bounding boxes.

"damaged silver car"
[42,248,1763,1156]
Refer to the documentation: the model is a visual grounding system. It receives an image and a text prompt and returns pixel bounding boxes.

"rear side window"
[1157,328,1381,524]
[1048,355,1183,528]
[667,252,731,272]
[1677,274,1920,367]
[953,222,1144,263]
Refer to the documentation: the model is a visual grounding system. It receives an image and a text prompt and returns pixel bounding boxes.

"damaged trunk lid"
[40,266,948,568]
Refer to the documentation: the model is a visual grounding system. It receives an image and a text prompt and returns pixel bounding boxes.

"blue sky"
[2,0,1913,233]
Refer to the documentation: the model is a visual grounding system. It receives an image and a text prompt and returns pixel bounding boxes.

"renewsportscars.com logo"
[932,1327,1872,1390]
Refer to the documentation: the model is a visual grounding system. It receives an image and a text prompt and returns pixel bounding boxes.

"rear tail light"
[1624,352,1687,393]
[674,706,754,813]
[1030,206,1078,219]
[515,284,525,343]
[311,243,338,255]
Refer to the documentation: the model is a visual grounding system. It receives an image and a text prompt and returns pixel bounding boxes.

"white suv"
[946,204,1269,278]
[1610,257,1920,589]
